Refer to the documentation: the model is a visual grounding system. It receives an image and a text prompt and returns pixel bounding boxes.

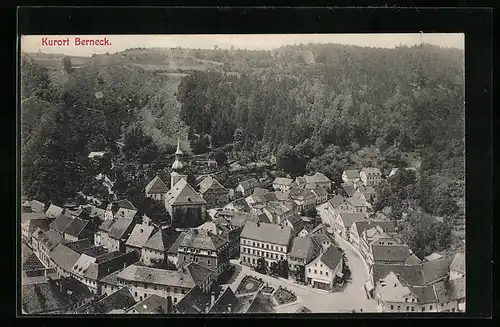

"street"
[227,230,378,313]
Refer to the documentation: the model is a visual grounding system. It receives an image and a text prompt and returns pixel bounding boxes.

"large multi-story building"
[239,221,293,268]
[359,167,382,187]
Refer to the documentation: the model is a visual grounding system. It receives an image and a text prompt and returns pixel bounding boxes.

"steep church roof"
[145,176,169,194]
[165,179,206,206]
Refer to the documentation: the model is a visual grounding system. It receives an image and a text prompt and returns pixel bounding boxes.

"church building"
[164,139,207,228]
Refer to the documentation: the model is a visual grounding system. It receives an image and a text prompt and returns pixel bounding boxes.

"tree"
[276,145,306,177]
[62,56,74,74]
[255,257,267,274]
[210,149,227,166]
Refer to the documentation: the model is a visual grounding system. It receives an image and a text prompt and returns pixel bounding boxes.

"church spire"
[171,137,186,188]
[175,138,183,155]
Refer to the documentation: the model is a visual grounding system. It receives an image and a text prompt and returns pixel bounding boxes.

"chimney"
[205,302,210,313]
[210,291,215,308]
[227,303,232,313]
[59,282,63,294]
[123,262,127,270]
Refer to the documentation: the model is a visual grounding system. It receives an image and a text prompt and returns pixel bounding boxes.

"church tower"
[171,138,187,188]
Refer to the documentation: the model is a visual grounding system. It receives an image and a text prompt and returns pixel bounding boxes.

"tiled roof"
[238,178,259,191]
[240,221,292,246]
[405,254,423,265]
[174,285,208,313]
[209,285,238,313]
[91,287,137,314]
[113,199,138,211]
[361,167,381,175]
[273,177,294,186]
[433,277,465,302]
[114,208,137,221]
[328,194,346,208]
[38,229,64,251]
[354,220,396,235]
[21,243,32,262]
[45,204,64,219]
[373,259,449,288]
[165,178,206,206]
[167,232,187,254]
[225,212,261,228]
[311,187,328,197]
[144,228,181,252]
[225,198,251,212]
[198,176,227,195]
[70,254,96,277]
[288,236,314,259]
[49,244,81,273]
[450,253,465,274]
[64,238,94,253]
[341,183,356,197]
[252,187,270,196]
[21,212,47,224]
[99,270,121,286]
[64,218,90,238]
[372,244,412,263]
[84,250,140,281]
[145,175,169,194]
[99,219,115,232]
[81,246,108,258]
[21,282,70,314]
[346,196,368,207]
[184,262,214,286]
[23,217,50,235]
[23,252,46,271]
[108,217,135,240]
[338,213,367,228]
[30,200,46,213]
[343,170,359,179]
[179,229,227,251]
[49,215,74,234]
[314,245,343,270]
[129,294,167,314]
[284,213,304,229]
[89,206,106,220]
[421,257,449,284]
[116,264,196,288]
[125,224,156,248]
[408,285,437,304]
[274,191,290,201]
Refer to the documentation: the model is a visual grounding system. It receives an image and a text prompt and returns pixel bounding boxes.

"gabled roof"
[337,213,367,228]
[373,258,449,288]
[116,264,196,288]
[405,254,423,265]
[371,244,412,263]
[408,285,437,304]
[361,167,381,175]
[30,200,46,213]
[21,212,46,224]
[22,282,70,314]
[237,178,259,191]
[64,218,90,238]
[84,250,140,281]
[23,252,45,271]
[311,245,343,270]
[38,229,64,251]
[354,220,396,235]
[174,285,208,313]
[125,224,156,248]
[49,215,74,234]
[274,191,290,201]
[433,277,465,302]
[225,198,251,212]
[179,229,227,251]
[311,187,328,197]
[223,211,261,228]
[340,183,356,197]
[346,196,368,207]
[165,178,206,206]
[273,177,294,186]
[145,175,169,194]
[197,176,227,195]
[143,228,181,252]
[284,213,304,229]
[343,170,359,179]
[90,287,137,314]
[184,261,214,286]
[252,187,270,196]
[209,285,238,313]
[71,254,96,277]
[45,204,64,219]
[288,236,315,259]
[421,257,449,284]
[424,253,443,262]
[98,219,115,232]
[23,217,50,234]
[64,238,95,253]
[289,188,314,200]
[450,253,465,274]
[167,232,187,254]
[99,270,121,286]
[240,221,292,246]
[89,206,106,220]
[50,243,81,272]
[108,217,135,240]
[328,194,346,208]
[129,294,167,314]
[113,199,138,211]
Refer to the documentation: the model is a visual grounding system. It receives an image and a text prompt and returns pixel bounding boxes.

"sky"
[21,34,464,57]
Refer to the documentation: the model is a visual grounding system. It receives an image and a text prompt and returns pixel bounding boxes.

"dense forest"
[21,42,465,256]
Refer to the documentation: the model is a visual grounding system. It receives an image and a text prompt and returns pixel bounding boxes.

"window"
[411,307,414,312]
[325,271,329,276]
[181,289,186,294]
[390,305,394,310]
[280,255,284,260]
[308,269,311,273]
[429,305,433,310]
[208,260,211,265]
[320,271,323,275]
[174,298,177,303]
[451,308,455,312]
[422,307,425,312]
[320,264,323,268]
[406,306,409,311]
[441,303,444,307]
[174,288,178,293]
[253,242,255,246]
[135,292,137,297]
[252,249,255,255]
[397,306,400,311]
[242,256,246,262]
[405,298,408,302]
[412,298,415,303]
[195,257,199,262]
[252,258,256,264]
[314,270,317,274]
[167,287,171,292]
[140,296,143,301]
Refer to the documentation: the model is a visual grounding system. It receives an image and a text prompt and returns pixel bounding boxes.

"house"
[63,218,93,242]
[49,243,83,278]
[99,270,122,297]
[30,200,46,213]
[36,229,65,267]
[272,177,294,193]
[349,220,397,251]
[289,188,316,212]
[224,198,251,213]
[297,225,312,238]
[116,262,215,304]
[114,207,138,221]
[310,187,328,204]
[253,187,270,196]
[359,167,382,186]
[240,221,293,268]
[197,219,242,259]
[174,284,238,314]
[449,253,465,280]
[113,199,138,212]
[165,178,207,228]
[333,212,367,240]
[198,176,230,208]
[325,194,351,218]
[45,204,64,219]
[359,225,399,267]
[358,185,377,203]
[75,287,137,314]
[22,277,94,314]
[274,190,291,203]
[295,173,332,190]
[261,202,294,225]
[346,196,370,213]
[288,235,321,282]
[125,294,170,314]
[70,250,140,295]
[108,217,136,253]
[88,151,106,159]
[141,227,181,267]
[245,192,278,208]
[235,178,260,198]
[21,214,49,246]
[89,206,106,221]
[145,175,169,201]
[94,219,115,248]
[342,170,359,184]
[372,261,463,313]
[305,245,344,291]
[177,228,230,276]
[371,244,415,266]
[166,232,187,266]
[280,213,306,235]
[340,182,357,198]
[215,210,266,228]
[125,217,157,253]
